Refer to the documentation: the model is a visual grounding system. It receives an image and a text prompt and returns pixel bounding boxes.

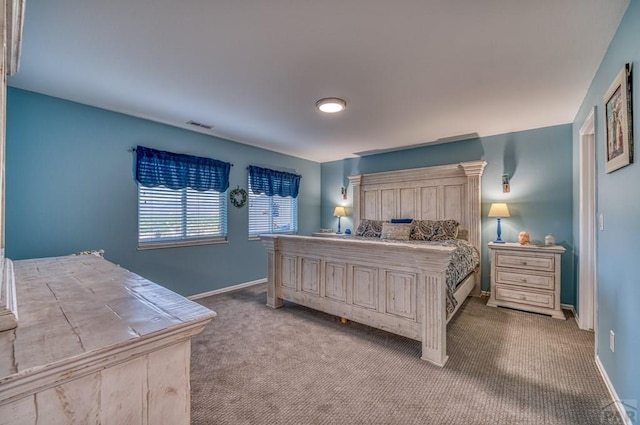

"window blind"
[136,147,230,248]
[248,178,298,238]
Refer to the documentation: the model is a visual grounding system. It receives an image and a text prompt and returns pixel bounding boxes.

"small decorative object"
[341,186,347,200]
[488,203,510,243]
[545,234,556,246]
[229,186,247,208]
[502,174,510,193]
[604,63,633,173]
[345,229,351,235]
[333,206,346,234]
[518,231,530,245]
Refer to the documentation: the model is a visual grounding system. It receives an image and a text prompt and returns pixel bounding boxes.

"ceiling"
[8,1,629,163]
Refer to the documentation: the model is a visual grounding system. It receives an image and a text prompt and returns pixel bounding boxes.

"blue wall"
[6,88,321,297]
[321,125,575,303]
[572,0,640,414]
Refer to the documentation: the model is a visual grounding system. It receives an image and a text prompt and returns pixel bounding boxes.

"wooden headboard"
[347,161,487,254]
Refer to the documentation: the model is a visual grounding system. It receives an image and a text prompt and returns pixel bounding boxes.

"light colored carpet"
[191,284,621,424]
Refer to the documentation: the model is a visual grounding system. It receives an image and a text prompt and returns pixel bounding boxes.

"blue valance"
[135,145,231,192]
[249,165,301,198]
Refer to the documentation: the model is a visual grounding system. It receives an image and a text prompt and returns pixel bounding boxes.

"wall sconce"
[502,174,510,193]
[341,187,347,200]
[333,206,346,234]
[488,203,510,243]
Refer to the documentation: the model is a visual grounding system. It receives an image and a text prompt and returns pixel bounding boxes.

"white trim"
[578,108,597,331]
[560,303,577,315]
[595,355,635,425]
[188,278,266,300]
[561,303,582,328]
[560,304,583,327]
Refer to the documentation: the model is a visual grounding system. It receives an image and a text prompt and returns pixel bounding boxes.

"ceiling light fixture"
[316,97,346,113]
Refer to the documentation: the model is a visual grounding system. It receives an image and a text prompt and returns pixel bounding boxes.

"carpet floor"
[191,284,621,424]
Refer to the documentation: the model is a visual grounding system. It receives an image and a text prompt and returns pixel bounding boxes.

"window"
[248,179,298,237]
[138,185,227,247]
[247,165,301,238]
[135,146,231,248]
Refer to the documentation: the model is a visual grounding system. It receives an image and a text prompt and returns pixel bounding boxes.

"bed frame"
[261,161,486,366]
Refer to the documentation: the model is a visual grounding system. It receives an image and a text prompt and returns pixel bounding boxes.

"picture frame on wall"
[603,63,633,173]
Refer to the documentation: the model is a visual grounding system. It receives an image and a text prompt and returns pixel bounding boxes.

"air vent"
[187,120,214,130]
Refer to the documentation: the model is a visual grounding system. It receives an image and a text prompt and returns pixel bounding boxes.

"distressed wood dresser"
[0,255,216,424]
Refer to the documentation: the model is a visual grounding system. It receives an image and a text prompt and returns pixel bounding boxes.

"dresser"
[487,242,565,319]
[0,255,216,425]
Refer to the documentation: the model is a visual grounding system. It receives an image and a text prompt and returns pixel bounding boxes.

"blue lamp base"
[493,217,505,243]
[336,217,342,234]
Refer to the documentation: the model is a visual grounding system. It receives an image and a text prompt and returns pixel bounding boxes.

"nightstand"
[487,242,566,319]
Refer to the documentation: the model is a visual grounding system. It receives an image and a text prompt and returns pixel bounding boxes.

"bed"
[261,160,486,366]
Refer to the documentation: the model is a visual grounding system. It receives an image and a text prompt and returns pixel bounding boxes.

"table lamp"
[333,206,346,234]
[488,203,510,243]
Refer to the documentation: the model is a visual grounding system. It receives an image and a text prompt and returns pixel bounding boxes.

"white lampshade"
[488,203,510,218]
[333,206,346,217]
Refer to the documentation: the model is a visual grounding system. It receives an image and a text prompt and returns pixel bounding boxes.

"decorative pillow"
[411,219,459,241]
[380,222,412,240]
[365,220,383,238]
[355,219,370,236]
[434,219,459,240]
[390,218,413,224]
[411,220,436,240]
[355,219,384,237]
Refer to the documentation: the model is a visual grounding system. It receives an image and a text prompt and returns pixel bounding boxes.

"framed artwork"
[603,63,633,173]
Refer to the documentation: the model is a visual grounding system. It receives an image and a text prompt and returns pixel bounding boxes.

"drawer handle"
[520,278,527,283]
[521,261,528,265]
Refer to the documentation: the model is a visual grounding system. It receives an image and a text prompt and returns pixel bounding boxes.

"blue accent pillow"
[390,218,413,223]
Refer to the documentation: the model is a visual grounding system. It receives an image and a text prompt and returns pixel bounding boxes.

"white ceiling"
[8,0,629,163]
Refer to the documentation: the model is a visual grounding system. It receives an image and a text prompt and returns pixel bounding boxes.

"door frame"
[577,108,596,332]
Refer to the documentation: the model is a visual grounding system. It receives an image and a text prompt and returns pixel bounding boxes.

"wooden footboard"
[261,235,463,367]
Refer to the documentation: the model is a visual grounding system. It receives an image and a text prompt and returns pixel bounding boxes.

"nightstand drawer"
[495,285,554,309]
[495,252,554,272]
[495,269,555,290]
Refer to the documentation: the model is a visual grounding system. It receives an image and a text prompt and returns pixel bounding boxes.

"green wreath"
[230,187,248,208]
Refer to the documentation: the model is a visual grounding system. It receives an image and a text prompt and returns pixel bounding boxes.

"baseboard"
[480,290,490,297]
[595,355,635,425]
[561,304,577,322]
[187,278,266,300]
[560,303,575,313]
[559,304,584,327]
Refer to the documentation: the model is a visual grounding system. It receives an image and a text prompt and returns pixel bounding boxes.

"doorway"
[577,108,596,332]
